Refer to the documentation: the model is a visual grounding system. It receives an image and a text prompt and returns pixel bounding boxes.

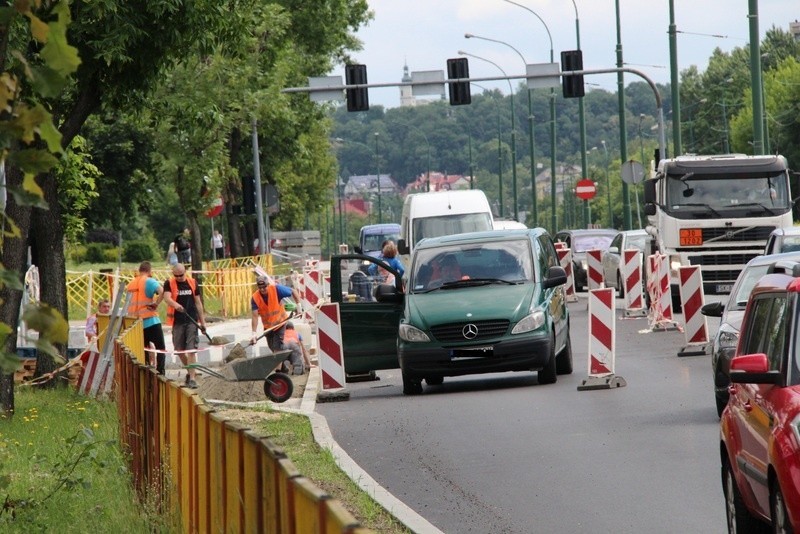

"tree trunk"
[0,165,33,415]
[225,127,244,258]
[30,172,69,388]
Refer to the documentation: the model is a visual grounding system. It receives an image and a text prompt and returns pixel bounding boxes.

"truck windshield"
[665,172,790,216]
[412,213,493,246]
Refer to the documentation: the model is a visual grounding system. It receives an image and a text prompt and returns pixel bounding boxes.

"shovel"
[180,311,227,345]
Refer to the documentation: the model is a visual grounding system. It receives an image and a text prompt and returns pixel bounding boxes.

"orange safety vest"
[166,276,198,327]
[126,275,158,320]
[253,285,288,329]
[284,329,300,344]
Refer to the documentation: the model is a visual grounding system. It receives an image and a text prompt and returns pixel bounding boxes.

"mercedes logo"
[462,323,479,339]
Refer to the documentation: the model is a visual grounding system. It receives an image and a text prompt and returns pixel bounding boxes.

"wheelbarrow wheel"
[264,372,293,403]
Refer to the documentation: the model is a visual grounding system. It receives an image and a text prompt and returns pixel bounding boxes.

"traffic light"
[447,58,471,106]
[560,50,584,98]
[345,64,369,112]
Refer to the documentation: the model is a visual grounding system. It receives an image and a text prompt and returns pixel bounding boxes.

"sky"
[333,0,798,109]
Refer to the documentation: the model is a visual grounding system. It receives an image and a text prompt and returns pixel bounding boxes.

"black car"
[554,228,617,291]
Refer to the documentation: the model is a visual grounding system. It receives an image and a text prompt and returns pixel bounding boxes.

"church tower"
[399,62,416,107]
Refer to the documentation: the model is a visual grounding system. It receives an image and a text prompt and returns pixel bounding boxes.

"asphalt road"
[317,296,726,533]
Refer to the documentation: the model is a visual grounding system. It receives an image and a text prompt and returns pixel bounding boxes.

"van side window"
[537,236,558,269]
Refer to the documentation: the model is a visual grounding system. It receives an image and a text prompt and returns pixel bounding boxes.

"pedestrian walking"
[211,229,225,260]
[174,228,192,264]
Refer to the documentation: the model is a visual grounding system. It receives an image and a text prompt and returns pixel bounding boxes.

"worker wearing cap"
[250,276,304,375]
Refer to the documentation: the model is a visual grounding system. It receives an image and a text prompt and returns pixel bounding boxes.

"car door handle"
[743,401,753,412]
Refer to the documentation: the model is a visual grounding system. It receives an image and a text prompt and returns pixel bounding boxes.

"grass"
[0,387,165,533]
[2,388,410,533]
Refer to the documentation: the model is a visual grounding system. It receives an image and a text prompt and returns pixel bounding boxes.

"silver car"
[601,229,651,297]
[701,250,800,417]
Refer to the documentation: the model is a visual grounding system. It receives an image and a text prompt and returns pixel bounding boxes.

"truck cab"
[643,154,793,297]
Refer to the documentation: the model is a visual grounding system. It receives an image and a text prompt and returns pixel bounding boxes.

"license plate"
[450,346,493,359]
[716,284,732,293]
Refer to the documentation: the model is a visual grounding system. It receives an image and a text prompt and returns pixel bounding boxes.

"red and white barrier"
[622,249,646,317]
[586,249,604,291]
[78,350,114,398]
[677,266,709,356]
[646,254,680,331]
[587,288,615,376]
[557,248,577,302]
[303,268,322,322]
[315,302,347,392]
[554,241,567,250]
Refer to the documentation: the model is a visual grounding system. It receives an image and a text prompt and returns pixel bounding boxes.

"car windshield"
[626,234,647,251]
[572,235,614,253]
[363,232,399,253]
[729,265,771,309]
[410,239,532,293]
[666,173,790,212]
[779,236,800,253]
[412,213,493,246]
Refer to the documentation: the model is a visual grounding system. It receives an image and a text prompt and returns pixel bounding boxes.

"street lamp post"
[568,0,590,230]
[501,0,557,232]
[465,33,529,224]
[614,0,631,229]
[599,141,612,227]
[459,49,517,221]
[374,132,381,224]
[472,82,504,216]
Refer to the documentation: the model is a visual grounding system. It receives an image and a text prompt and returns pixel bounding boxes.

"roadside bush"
[85,243,109,263]
[67,244,87,264]
[103,247,120,263]
[123,240,155,263]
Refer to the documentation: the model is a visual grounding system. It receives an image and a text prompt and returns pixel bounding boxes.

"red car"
[720,262,800,532]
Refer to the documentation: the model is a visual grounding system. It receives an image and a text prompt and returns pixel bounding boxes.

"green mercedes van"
[328,228,573,395]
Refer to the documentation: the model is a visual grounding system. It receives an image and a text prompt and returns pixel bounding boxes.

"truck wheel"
[538,333,558,385]
[425,376,444,386]
[556,333,573,375]
[264,372,293,403]
[771,480,790,534]
[402,373,423,395]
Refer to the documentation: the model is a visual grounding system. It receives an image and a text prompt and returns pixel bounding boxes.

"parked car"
[763,226,800,255]
[701,251,800,417]
[601,229,651,297]
[720,259,800,532]
[375,228,571,394]
[554,228,617,291]
[354,223,401,259]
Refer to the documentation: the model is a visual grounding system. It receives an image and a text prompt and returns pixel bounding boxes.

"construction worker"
[163,263,206,388]
[250,276,304,375]
[126,261,166,375]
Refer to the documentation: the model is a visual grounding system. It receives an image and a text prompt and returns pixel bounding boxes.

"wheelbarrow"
[186,349,294,403]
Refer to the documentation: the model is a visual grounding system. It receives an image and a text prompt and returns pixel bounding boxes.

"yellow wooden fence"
[113,321,370,533]
[68,254,295,319]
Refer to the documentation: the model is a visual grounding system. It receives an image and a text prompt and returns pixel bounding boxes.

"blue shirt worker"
[126,261,166,374]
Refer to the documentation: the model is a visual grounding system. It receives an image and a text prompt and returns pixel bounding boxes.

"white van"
[397,190,494,258]
[493,219,527,230]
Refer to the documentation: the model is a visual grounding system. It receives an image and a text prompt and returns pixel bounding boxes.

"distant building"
[399,62,445,107]
[791,20,800,42]
[405,172,471,194]
[344,174,398,197]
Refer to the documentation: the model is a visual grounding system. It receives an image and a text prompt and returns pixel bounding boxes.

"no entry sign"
[575,179,597,200]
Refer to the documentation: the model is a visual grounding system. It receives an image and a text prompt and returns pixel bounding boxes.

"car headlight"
[512,311,545,334]
[717,330,739,350]
[399,324,430,342]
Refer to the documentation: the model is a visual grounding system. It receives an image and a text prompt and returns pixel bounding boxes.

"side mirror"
[374,283,404,304]
[700,301,724,318]
[643,178,657,204]
[354,246,363,254]
[542,265,567,289]
[729,353,782,385]
[607,246,619,254]
[644,204,656,216]
[397,239,409,255]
